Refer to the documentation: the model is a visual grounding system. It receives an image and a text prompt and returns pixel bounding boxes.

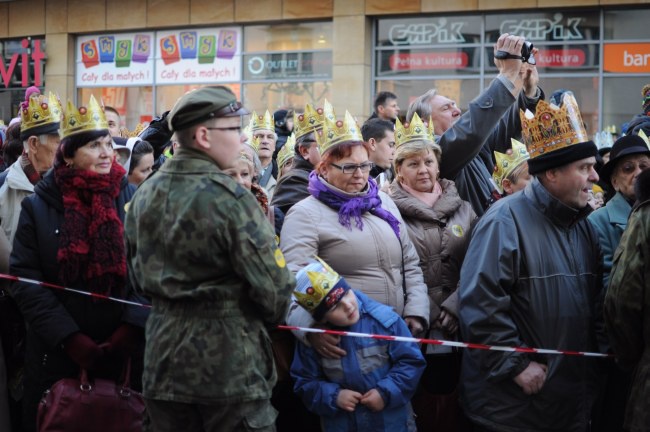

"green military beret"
[168,86,249,132]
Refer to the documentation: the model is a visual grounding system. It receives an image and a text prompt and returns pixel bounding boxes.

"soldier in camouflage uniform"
[125,86,295,432]
[604,168,650,432]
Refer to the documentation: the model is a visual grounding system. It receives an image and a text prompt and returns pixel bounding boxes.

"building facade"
[0,0,648,136]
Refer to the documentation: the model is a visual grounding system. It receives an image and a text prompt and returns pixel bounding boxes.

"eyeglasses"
[618,160,650,175]
[205,126,242,134]
[330,162,374,174]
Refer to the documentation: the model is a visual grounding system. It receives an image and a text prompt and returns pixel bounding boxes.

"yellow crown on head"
[317,109,363,155]
[294,103,326,140]
[492,139,531,194]
[249,110,274,133]
[519,93,589,159]
[59,95,109,139]
[323,99,335,122]
[249,135,261,153]
[277,133,295,170]
[638,129,650,149]
[395,112,434,149]
[20,92,63,134]
[293,257,342,315]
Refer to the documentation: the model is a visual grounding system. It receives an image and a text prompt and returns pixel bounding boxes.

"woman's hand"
[404,316,426,338]
[439,310,459,335]
[307,332,347,359]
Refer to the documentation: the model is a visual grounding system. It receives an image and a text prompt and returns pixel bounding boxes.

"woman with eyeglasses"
[388,114,476,432]
[280,110,429,363]
[588,134,650,286]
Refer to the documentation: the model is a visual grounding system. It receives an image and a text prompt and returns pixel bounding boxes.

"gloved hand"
[104,324,142,359]
[62,332,103,370]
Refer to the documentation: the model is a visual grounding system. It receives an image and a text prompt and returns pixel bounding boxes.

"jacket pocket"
[356,343,389,375]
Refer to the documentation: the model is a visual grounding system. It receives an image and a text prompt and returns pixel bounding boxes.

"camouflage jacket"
[125,147,295,404]
[604,197,650,432]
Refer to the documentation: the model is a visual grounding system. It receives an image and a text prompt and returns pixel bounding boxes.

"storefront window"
[242,22,332,115]
[0,37,46,123]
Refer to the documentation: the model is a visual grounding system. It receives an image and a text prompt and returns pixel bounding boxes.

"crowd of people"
[0,33,649,432]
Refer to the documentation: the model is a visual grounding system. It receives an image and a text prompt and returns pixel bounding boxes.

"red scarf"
[251,182,269,214]
[55,162,127,298]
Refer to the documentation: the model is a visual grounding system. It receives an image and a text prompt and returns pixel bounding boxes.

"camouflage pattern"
[604,199,650,432]
[125,146,295,404]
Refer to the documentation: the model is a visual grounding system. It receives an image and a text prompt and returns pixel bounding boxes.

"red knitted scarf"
[55,162,127,298]
[251,182,269,214]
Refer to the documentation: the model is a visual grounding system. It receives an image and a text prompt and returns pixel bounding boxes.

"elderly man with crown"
[249,110,278,198]
[457,92,605,432]
[271,101,332,215]
[9,95,147,432]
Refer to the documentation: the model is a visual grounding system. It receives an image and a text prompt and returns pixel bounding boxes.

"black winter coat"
[9,168,146,431]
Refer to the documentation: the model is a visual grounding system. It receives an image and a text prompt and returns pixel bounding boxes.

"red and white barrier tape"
[277,325,613,358]
[0,273,611,358]
[0,273,151,308]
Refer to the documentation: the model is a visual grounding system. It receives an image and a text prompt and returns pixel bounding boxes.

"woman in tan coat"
[280,110,429,357]
[389,113,476,432]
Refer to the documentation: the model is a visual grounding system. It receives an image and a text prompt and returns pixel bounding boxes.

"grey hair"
[406,88,438,122]
[23,134,52,153]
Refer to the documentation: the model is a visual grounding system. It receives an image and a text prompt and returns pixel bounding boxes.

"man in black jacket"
[271,104,324,215]
[458,92,604,432]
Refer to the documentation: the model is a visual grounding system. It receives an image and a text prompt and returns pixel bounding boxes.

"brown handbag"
[37,360,145,432]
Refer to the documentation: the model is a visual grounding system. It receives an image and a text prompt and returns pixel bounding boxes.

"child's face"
[323,290,359,327]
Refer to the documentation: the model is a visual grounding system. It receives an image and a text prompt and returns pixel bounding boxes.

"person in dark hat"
[625,83,650,137]
[125,85,295,432]
[459,91,605,432]
[587,132,650,432]
[588,133,650,285]
[272,108,293,154]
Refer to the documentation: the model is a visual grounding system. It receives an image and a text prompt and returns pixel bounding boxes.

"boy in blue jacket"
[290,258,425,432]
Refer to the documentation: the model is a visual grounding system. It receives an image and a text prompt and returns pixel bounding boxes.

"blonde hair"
[394,140,442,173]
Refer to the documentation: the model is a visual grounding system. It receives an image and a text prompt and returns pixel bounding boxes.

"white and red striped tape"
[0,273,611,358]
[0,273,151,308]
[277,325,613,358]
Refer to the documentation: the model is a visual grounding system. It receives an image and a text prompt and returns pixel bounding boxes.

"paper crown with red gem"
[293,257,351,321]
[492,139,530,194]
[20,92,63,141]
[317,107,363,155]
[59,95,109,139]
[519,92,596,174]
[395,112,435,149]
[249,110,275,133]
[293,100,335,140]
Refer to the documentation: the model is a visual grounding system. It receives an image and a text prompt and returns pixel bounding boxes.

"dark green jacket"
[125,147,295,404]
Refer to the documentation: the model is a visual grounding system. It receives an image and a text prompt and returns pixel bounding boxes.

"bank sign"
[76,28,241,87]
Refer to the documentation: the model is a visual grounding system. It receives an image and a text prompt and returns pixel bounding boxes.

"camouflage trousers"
[144,398,278,432]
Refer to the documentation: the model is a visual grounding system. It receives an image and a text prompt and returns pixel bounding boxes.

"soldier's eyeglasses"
[205,126,242,134]
[330,162,374,174]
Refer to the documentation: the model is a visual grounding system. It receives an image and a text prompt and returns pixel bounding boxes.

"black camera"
[495,40,536,65]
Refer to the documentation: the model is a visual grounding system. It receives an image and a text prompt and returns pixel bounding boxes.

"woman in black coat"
[9,97,147,432]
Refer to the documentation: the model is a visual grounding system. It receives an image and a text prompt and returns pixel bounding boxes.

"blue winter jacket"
[291,291,425,432]
[587,191,632,287]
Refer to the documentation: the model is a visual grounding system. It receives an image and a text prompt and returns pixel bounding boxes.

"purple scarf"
[308,171,400,238]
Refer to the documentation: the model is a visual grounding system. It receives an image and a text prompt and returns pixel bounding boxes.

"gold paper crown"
[60,95,109,139]
[127,123,147,138]
[317,109,363,155]
[395,112,435,149]
[492,139,531,194]
[249,110,274,133]
[20,92,63,134]
[250,135,261,153]
[277,134,295,170]
[638,129,650,149]
[323,99,335,122]
[294,103,326,140]
[293,257,342,314]
[519,93,589,159]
